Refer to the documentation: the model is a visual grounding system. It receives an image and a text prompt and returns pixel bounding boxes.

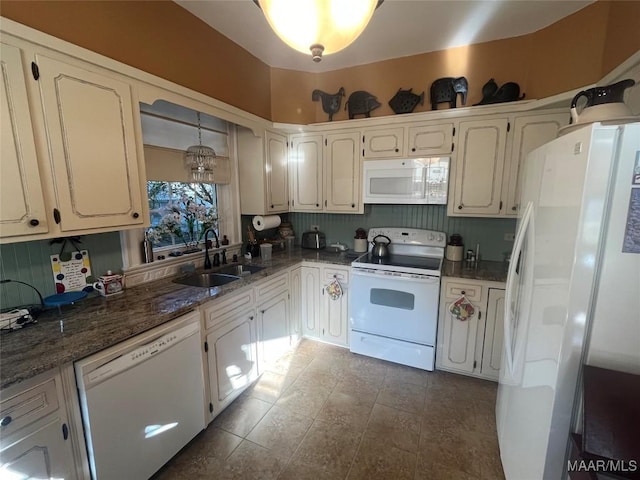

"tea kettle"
[371,235,391,258]
[570,79,635,124]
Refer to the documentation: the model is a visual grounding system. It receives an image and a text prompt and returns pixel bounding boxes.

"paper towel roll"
[252,215,281,231]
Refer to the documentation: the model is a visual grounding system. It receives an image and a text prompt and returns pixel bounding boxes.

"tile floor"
[153,339,505,480]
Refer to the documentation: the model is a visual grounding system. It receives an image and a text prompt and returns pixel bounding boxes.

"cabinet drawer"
[255,272,289,303]
[204,289,255,331]
[443,282,482,302]
[0,376,60,439]
[322,268,350,286]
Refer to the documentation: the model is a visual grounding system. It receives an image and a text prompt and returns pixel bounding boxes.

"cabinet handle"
[261,310,265,314]
[325,200,327,207]
[461,291,466,295]
[249,315,254,320]
[457,205,462,210]
[512,205,517,211]
[270,204,274,209]
[29,219,40,227]
[411,147,416,152]
[395,148,399,152]
[316,203,319,207]
[62,423,69,440]
[53,208,61,224]
[351,203,355,208]
[0,415,12,427]
[132,212,140,219]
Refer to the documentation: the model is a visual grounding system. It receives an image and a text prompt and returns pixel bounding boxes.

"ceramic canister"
[446,245,464,261]
[353,238,368,253]
[93,271,124,297]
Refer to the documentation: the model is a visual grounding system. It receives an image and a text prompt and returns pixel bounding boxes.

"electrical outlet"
[504,233,515,241]
[310,224,320,232]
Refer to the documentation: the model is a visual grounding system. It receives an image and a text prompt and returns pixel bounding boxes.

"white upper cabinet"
[362,123,454,160]
[448,110,567,218]
[0,36,147,243]
[265,131,289,213]
[237,127,289,215]
[325,131,362,213]
[503,113,568,216]
[407,122,454,157]
[0,42,48,238]
[290,134,323,211]
[362,127,404,159]
[450,118,509,216]
[36,54,144,231]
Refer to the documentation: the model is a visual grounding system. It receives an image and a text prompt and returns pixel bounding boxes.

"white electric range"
[349,227,446,371]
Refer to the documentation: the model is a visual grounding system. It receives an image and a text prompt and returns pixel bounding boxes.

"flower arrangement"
[149,194,217,252]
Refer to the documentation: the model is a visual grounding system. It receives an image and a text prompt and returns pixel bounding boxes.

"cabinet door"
[0,42,48,238]
[450,118,508,216]
[207,309,258,413]
[0,417,76,480]
[407,122,454,156]
[301,266,321,338]
[289,267,302,346]
[257,290,290,371]
[325,131,361,212]
[362,127,404,159]
[439,289,481,374]
[265,131,289,213]
[504,113,568,216]
[35,54,144,231]
[481,288,505,381]
[290,134,323,211]
[320,267,349,347]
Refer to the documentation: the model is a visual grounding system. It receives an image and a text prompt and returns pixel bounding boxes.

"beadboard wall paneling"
[0,232,122,310]
[243,205,515,262]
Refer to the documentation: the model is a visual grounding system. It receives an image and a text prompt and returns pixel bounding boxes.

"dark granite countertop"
[0,248,354,389]
[442,259,508,283]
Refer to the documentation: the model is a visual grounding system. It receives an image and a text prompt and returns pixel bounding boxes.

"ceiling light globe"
[258,0,378,60]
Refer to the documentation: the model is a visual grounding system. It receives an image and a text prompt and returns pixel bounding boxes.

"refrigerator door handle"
[504,201,534,375]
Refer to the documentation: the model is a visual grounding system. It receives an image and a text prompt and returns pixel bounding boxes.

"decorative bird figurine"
[312,87,345,121]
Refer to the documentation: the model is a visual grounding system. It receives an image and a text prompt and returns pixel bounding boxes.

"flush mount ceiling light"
[184,112,216,182]
[255,0,383,62]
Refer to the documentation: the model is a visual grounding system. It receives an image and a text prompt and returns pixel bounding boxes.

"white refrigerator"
[496,122,640,480]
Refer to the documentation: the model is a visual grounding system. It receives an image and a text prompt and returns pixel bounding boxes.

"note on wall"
[50,250,93,293]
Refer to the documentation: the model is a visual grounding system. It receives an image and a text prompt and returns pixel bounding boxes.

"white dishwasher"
[75,311,206,480]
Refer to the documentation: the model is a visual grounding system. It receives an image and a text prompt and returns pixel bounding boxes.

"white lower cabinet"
[437,277,505,381]
[257,290,291,371]
[301,263,349,347]
[206,308,258,414]
[0,371,77,480]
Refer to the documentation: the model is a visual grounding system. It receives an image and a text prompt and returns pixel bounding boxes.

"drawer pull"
[29,219,40,227]
[62,423,69,440]
[461,290,465,295]
[0,415,12,427]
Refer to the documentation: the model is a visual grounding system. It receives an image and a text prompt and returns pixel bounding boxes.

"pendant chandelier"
[185,112,216,182]
[256,0,383,62]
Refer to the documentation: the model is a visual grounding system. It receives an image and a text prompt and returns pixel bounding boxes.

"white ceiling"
[175,0,594,73]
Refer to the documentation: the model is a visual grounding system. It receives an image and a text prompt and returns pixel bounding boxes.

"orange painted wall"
[0,0,272,119]
[1,0,637,125]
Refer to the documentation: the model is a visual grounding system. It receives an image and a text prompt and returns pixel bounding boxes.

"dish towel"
[326,278,343,300]
[449,295,476,321]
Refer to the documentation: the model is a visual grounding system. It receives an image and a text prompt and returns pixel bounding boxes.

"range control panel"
[367,228,447,248]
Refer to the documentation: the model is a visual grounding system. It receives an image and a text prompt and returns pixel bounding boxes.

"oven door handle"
[352,270,440,284]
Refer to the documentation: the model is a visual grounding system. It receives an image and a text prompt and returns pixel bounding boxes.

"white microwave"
[363,157,450,204]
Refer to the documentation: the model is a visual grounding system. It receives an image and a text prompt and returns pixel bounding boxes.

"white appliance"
[75,311,206,480]
[496,122,640,479]
[349,227,446,370]
[363,157,450,204]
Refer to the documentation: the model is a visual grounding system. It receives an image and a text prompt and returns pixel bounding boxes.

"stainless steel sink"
[218,264,265,276]
[173,273,240,288]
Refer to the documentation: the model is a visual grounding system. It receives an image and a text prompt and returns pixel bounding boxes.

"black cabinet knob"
[512,206,517,211]
[351,203,355,208]
[316,203,319,207]
[270,204,274,209]
[0,416,12,427]
[132,212,140,218]
[29,219,39,227]
[411,147,416,152]
[395,148,399,152]
[457,205,462,210]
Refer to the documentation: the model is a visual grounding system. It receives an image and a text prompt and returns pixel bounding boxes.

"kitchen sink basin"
[218,264,265,276]
[173,273,240,288]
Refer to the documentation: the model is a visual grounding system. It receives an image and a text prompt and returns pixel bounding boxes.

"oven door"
[349,268,440,345]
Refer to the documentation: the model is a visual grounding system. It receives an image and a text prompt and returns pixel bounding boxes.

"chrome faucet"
[203,228,220,270]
